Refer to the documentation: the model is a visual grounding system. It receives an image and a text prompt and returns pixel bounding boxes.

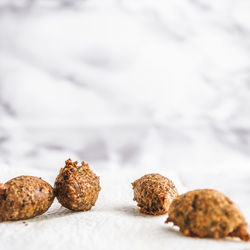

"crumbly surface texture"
[0,176,55,222]
[132,173,178,215]
[166,189,250,241]
[54,158,101,211]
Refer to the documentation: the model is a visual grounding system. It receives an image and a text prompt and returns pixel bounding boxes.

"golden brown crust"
[132,174,178,215]
[54,158,101,211]
[0,176,55,222]
[166,189,250,241]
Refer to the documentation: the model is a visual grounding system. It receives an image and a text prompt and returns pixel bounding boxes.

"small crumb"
[22,221,28,226]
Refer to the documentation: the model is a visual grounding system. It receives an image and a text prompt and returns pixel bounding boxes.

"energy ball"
[54,158,101,211]
[132,173,178,215]
[0,176,55,222]
[166,189,250,241]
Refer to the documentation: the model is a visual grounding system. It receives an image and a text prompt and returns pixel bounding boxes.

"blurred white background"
[0,0,250,249]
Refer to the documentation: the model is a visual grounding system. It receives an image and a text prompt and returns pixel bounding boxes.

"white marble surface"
[0,0,250,249]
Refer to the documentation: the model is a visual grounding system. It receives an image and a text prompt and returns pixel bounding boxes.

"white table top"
[0,164,250,250]
[0,0,250,249]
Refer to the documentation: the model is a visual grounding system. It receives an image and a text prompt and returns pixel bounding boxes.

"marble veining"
[0,1,250,249]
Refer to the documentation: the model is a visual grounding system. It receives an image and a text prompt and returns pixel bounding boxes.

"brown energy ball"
[132,173,178,215]
[0,176,55,222]
[54,158,101,211]
[166,189,250,241]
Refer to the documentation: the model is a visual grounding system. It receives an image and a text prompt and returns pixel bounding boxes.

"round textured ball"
[132,173,178,215]
[54,158,101,211]
[0,176,55,222]
[166,189,250,241]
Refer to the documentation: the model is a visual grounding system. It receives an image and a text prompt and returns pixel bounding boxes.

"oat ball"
[166,189,250,241]
[0,176,55,222]
[54,158,101,211]
[132,173,178,215]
